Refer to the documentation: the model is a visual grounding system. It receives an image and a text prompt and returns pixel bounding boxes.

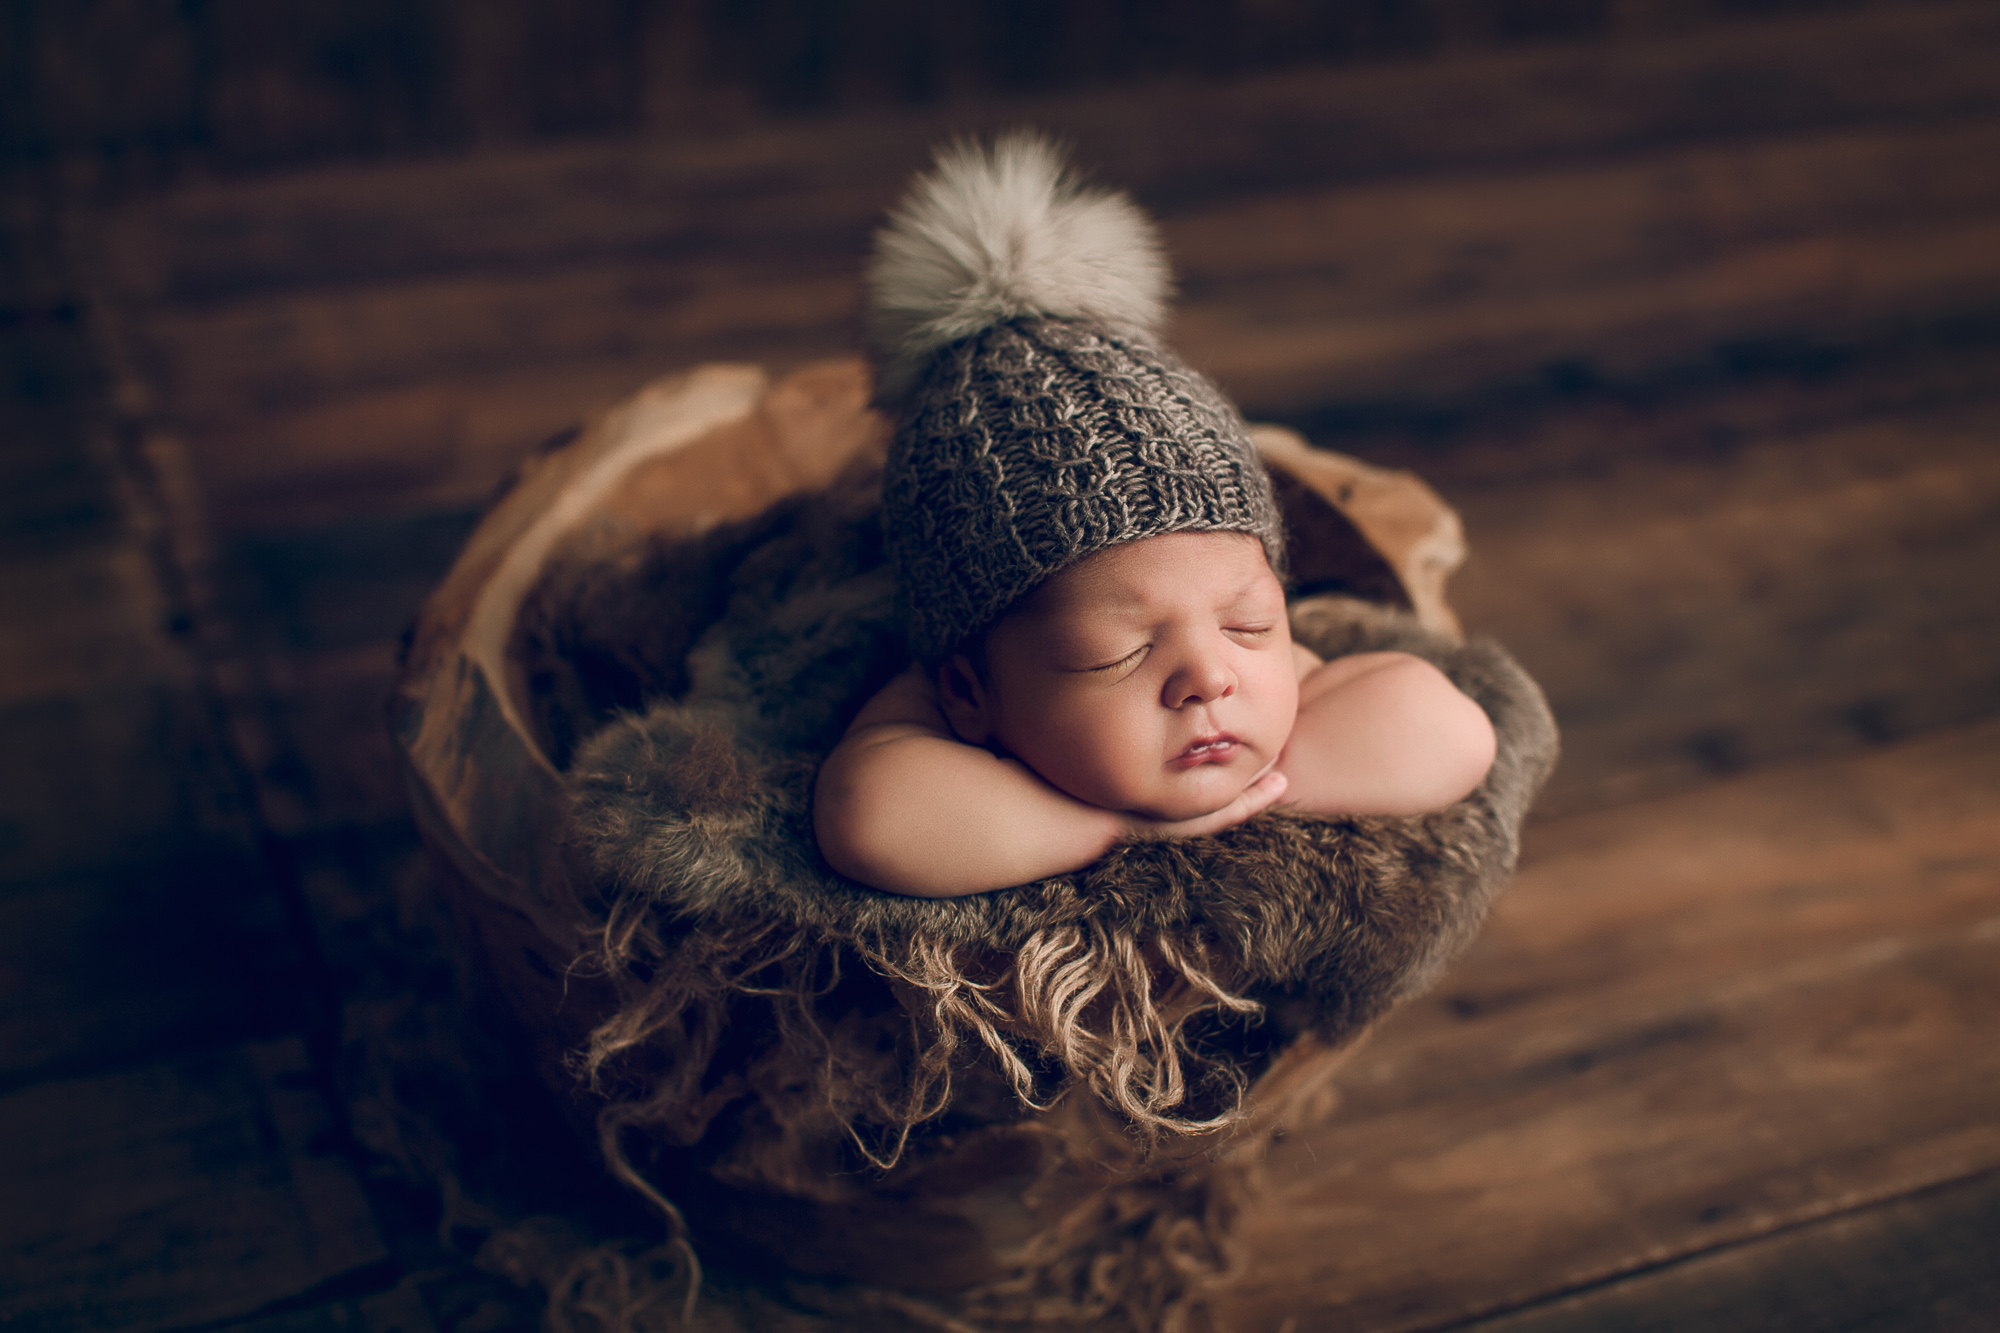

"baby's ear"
[934,655,994,745]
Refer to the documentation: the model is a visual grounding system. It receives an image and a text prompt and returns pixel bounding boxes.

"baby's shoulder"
[845,664,949,738]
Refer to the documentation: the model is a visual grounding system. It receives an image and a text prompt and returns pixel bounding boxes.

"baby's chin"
[1121,771,1258,823]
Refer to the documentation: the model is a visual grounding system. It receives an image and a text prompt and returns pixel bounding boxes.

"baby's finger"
[1238,767,1288,815]
[1210,769,1288,830]
[1130,769,1289,841]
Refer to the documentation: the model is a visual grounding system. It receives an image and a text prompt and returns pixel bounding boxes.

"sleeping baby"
[815,135,1495,897]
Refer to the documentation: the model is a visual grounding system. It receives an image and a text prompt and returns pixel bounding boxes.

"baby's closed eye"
[1079,645,1148,674]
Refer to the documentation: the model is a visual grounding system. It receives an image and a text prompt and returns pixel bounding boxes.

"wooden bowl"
[389,357,1467,1310]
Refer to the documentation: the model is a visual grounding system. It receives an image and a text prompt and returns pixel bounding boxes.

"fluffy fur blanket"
[532,463,1557,1216]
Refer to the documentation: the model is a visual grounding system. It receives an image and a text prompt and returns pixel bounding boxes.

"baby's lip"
[1172,733,1241,767]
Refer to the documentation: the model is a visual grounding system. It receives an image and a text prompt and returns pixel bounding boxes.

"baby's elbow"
[814,813,870,886]
[814,759,893,887]
[1382,658,1497,813]
[815,756,954,895]
[1425,682,1497,808]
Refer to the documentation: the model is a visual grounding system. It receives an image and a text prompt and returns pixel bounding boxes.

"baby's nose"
[1165,653,1237,708]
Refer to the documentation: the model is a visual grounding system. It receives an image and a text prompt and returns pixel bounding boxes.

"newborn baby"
[817,530,1494,896]
[815,134,1495,897]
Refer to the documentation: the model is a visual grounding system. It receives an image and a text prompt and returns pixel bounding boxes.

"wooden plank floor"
[1465,1170,2000,1333]
[4,3,1996,1329]
[86,2,2000,539]
[1213,719,2000,1329]
[0,1041,389,1333]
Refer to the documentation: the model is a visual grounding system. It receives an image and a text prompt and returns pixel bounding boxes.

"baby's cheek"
[1261,669,1304,748]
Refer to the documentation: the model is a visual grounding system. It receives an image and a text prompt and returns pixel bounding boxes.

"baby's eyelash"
[1086,647,1146,673]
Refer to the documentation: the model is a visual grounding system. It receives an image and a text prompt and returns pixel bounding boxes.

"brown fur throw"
[546,462,1557,1231]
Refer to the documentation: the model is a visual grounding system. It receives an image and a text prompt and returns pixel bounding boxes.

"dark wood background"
[3,1,1997,1330]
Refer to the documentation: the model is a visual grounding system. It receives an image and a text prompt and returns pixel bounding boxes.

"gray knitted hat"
[869,134,1286,662]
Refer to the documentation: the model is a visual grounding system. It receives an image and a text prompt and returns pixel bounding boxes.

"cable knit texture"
[872,136,1285,661]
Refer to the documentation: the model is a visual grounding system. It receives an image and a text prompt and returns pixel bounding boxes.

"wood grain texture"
[127,117,2000,419]
[1450,393,2000,814]
[0,543,185,705]
[1172,118,2000,409]
[44,4,2000,1323]
[220,1282,436,1333]
[82,4,2000,536]
[1461,1169,2000,1333]
[30,0,1978,185]
[92,4,2000,305]
[0,1040,387,1333]
[1208,719,2000,1332]
[0,681,246,885]
[0,849,299,1091]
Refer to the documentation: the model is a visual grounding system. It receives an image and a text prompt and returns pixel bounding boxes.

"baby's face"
[947,531,1298,822]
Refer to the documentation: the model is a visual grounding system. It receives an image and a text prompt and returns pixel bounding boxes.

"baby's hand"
[1122,767,1289,842]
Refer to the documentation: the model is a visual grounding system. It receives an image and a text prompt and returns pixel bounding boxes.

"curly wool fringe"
[477,1219,715,1333]
[554,897,1271,1331]
[575,898,1268,1183]
[876,923,1263,1140]
[549,1239,704,1333]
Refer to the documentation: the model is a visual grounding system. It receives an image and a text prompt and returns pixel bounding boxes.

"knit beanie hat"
[868,133,1286,662]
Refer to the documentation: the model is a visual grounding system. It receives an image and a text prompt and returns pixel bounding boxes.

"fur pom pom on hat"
[870,132,1286,662]
[867,134,1170,400]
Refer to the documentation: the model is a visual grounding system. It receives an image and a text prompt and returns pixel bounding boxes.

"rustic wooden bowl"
[389,357,1469,1316]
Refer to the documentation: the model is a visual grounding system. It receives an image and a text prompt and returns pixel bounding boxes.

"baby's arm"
[815,667,1286,897]
[1278,647,1496,816]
